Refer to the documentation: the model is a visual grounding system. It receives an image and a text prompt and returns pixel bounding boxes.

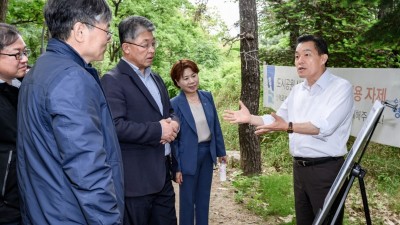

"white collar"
[0,78,21,88]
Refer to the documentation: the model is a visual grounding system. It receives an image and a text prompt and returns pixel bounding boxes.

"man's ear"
[71,22,86,43]
[321,53,328,65]
[121,43,130,54]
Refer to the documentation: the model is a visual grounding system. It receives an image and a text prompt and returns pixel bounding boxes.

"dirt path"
[173,167,267,225]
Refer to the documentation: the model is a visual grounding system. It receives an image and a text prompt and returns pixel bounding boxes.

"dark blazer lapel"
[199,91,214,131]
[177,91,197,134]
[117,60,161,114]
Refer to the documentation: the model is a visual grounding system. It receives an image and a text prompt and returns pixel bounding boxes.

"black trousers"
[123,158,177,225]
[293,157,344,225]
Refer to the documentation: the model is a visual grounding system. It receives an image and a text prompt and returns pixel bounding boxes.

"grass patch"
[259,175,294,215]
[232,174,295,224]
[228,135,400,224]
[346,137,400,213]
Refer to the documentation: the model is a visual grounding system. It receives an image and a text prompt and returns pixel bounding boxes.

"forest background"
[1,0,400,224]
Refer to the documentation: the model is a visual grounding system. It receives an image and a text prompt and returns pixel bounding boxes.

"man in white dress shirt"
[223,34,354,225]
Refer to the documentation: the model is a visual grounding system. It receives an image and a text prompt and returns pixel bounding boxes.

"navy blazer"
[171,90,226,175]
[101,59,177,197]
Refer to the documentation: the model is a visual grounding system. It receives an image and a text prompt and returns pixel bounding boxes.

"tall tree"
[5,0,45,64]
[259,0,400,68]
[238,0,261,175]
[103,0,222,96]
[363,0,400,45]
[0,0,8,22]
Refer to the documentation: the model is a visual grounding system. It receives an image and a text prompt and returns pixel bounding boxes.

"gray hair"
[44,0,112,40]
[0,23,20,51]
[118,16,155,45]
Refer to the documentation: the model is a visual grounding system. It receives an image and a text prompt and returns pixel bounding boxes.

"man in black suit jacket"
[101,16,179,225]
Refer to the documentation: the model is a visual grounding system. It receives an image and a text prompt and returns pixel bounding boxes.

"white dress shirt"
[262,70,354,158]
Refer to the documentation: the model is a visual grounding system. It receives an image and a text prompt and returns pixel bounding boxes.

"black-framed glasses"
[0,49,30,60]
[124,41,158,50]
[81,22,113,37]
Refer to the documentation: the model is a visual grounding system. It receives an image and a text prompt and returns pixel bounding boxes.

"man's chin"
[17,70,27,77]
[93,55,105,62]
[145,60,153,66]
[297,72,305,78]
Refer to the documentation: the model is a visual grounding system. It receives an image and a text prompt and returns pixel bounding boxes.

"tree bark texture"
[238,0,261,175]
[0,0,8,23]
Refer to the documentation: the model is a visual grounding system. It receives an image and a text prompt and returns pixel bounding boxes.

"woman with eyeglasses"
[0,23,29,225]
[170,59,227,225]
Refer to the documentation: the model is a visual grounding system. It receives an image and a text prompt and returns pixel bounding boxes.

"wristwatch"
[287,122,293,133]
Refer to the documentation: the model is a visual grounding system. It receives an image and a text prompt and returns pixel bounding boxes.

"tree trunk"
[238,0,261,175]
[0,0,8,22]
[289,25,300,51]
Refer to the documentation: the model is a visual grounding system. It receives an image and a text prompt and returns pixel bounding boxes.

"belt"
[294,156,343,167]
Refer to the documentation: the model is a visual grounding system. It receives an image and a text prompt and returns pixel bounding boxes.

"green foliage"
[202,42,242,150]
[259,175,294,216]
[230,131,400,224]
[362,0,400,46]
[103,0,223,86]
[260,130,292,173]
[346,136,400,213]
[232,174,295,223]
[259,0,400,68]
[6,0,225,80]
[7,0,44,26]
[6,0,45,66]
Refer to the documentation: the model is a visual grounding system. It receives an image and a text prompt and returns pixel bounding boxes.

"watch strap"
[287,122,293,133]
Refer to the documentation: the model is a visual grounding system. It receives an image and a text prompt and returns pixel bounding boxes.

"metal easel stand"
[329,163,372,225]
[314,100,398,225]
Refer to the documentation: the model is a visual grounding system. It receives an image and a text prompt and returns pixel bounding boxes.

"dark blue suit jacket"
[171,90,226,175]
[101,59,177,197]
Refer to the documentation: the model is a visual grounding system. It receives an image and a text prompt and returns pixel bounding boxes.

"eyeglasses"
[82,22,113,37]
[124,41,158,50]
[0,49,30,60]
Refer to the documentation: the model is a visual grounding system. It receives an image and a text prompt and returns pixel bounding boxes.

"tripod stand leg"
[329,164,372,225]
[329,176,354,225]
[358,169,372,225]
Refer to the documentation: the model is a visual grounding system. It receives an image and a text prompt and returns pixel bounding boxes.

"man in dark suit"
[101,16,179,225]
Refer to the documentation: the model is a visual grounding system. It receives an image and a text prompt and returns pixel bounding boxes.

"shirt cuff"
[261,114,275,125]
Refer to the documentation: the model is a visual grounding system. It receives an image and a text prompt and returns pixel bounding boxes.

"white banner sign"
[264,65,400,148]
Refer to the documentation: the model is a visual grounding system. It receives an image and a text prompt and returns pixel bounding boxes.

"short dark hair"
[170,59,200,88]
[296,34,329,55]
[118,16,155,45]
[0,23,20,51]
[44,0,112,40]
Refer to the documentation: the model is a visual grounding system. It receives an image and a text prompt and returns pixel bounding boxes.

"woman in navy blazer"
[170,59,226,225]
